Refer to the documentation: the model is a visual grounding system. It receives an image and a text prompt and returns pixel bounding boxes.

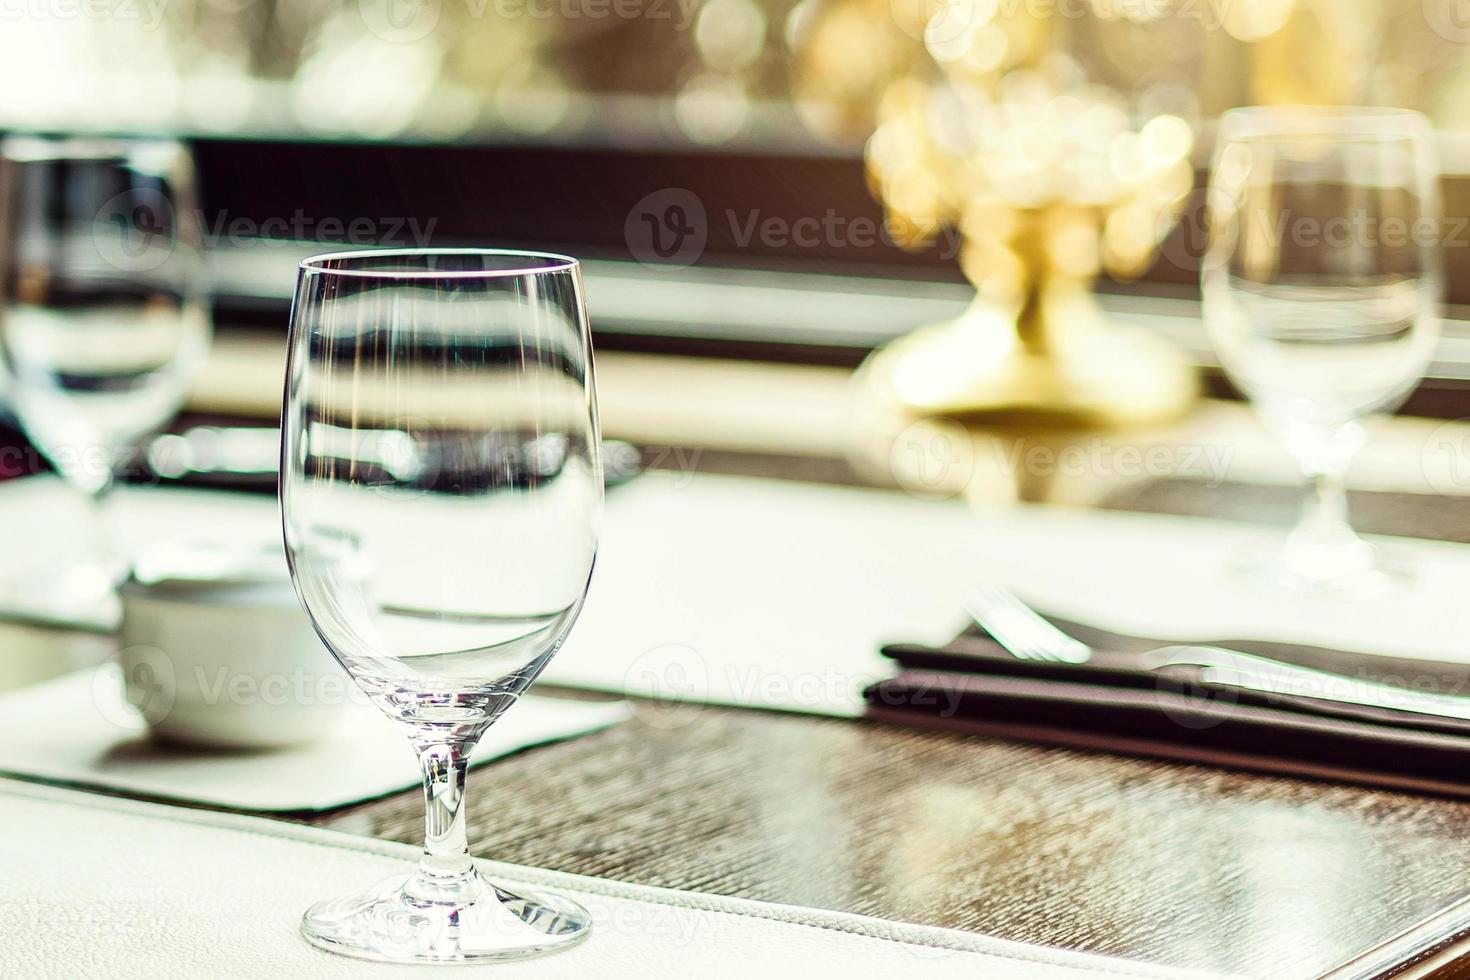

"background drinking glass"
[1202,107,1442,593]
[281,248,603,963]
[0,136,210,611]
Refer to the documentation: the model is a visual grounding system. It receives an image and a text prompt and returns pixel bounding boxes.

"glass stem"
[1285,423,1371,578]
[411,741,477,898]
[84,480,120,579]
[1302,463,1350,538]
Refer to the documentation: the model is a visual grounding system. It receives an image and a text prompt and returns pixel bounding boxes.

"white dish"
[118,542,347,748]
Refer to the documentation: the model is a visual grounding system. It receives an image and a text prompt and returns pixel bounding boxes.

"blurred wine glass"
[1203,107,1441,593]
[281,248,602,963]
[0,136,210,617]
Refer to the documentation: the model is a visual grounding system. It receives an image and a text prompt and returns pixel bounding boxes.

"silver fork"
[966,584,1470,722]
[964,585,1092,664]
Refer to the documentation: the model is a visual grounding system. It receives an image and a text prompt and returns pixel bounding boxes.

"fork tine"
[972,586,1038,645]
[965,585,1091,664]
[994,588,1087,659]
[967,587,1040,660]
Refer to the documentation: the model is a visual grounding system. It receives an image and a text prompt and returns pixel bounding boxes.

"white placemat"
[0,476,282,633]
[0,780,1228,979]
[0,669,630,812]
[4,473,1470,718]
[549,473,1470,715]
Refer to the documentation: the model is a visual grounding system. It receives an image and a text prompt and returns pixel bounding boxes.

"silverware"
[1146,645,1470,722]
[967,585,1470,722]
[963,585,1090,664]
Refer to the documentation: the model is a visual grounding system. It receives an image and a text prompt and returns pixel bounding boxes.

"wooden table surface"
[300,694,1470,979]
[280,461,1470,980]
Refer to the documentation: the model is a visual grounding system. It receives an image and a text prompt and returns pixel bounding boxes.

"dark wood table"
[286,465,1470,980]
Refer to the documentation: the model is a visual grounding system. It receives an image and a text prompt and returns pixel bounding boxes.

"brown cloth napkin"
[865,614,1470,798]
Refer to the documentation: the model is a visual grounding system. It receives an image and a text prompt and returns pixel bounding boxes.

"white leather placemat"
[0,669,630,812]
[549,473,1470,714]
[0,780,1228,979]
[0,476,282,633]
[4,474,1470,718]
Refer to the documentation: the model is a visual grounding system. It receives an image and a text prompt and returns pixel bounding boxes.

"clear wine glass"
[0,136,210,617]
[280,248,603,963]
[1202,107,1442,594]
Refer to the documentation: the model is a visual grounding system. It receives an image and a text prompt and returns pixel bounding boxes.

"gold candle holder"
[796,0,1202,433]
[855,206,1198,430]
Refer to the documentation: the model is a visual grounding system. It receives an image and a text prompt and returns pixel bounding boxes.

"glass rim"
[1217,105,1433,142]
[298,247,580,280]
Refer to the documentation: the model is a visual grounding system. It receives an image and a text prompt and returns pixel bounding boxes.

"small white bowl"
[118,542,348,749]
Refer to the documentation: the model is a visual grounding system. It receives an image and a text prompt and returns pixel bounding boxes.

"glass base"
[302,867,591,964]
[1232,538,1410,599]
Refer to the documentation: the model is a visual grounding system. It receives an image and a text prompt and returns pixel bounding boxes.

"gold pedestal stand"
[857,285,1196,429]
[852,284,1199,503]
